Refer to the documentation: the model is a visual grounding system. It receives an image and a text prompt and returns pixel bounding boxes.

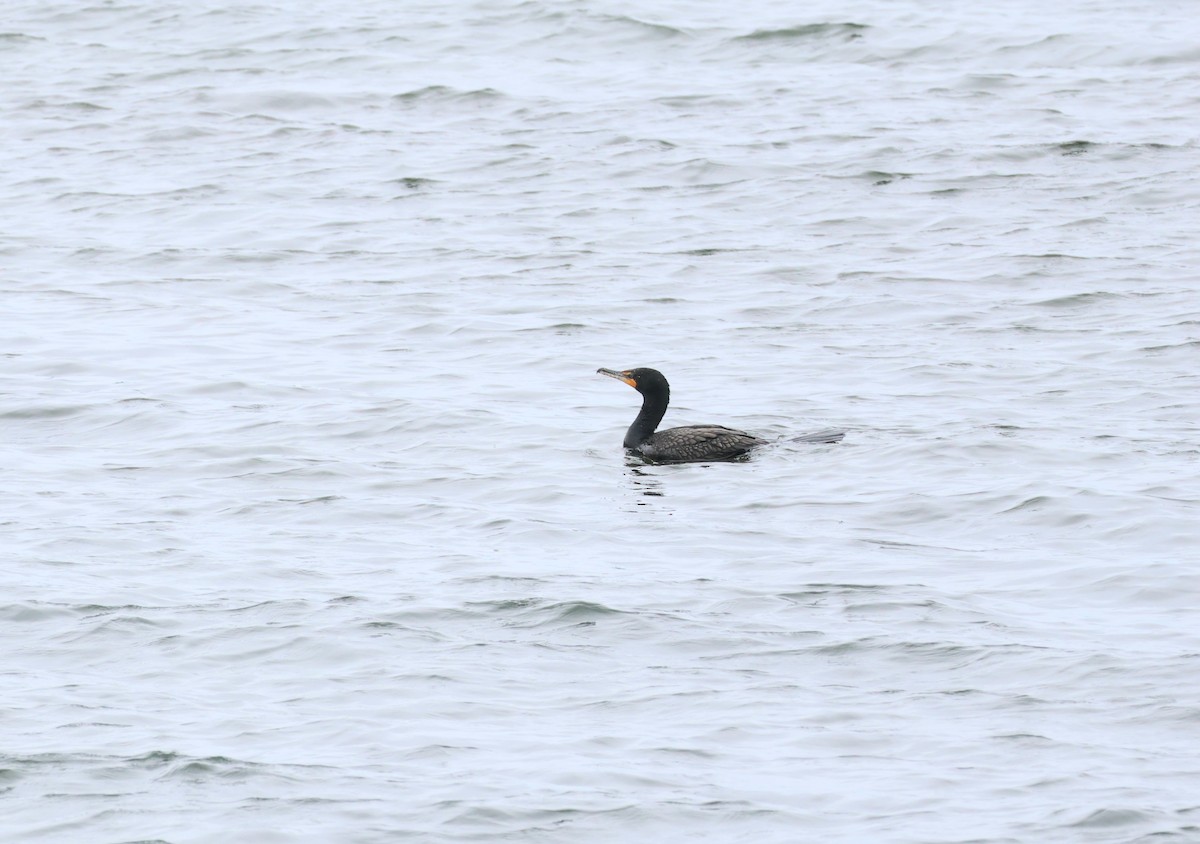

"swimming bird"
[597,366,843,464]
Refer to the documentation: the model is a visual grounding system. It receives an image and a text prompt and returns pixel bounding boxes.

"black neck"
[624,388,668,447]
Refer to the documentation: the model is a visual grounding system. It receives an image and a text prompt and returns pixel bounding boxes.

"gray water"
[4,1,1199,842]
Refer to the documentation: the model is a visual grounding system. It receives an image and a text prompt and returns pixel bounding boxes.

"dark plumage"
[597,366,843,464]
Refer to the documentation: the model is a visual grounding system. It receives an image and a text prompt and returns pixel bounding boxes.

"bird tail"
[790,429,846,444]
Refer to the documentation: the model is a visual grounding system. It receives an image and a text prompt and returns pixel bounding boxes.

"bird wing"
[639,425,766,463]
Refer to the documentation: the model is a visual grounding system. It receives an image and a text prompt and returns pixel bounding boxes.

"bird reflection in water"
[626,461,665,499]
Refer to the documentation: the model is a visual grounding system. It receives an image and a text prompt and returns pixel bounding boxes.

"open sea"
[3,1,1199,842]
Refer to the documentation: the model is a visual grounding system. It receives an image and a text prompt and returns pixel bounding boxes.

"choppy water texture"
[4,1,1199,842]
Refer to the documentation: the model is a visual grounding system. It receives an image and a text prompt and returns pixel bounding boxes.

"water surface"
[3,1,1199,842]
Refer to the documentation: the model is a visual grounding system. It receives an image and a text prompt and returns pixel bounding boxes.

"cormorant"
[597,366,843,464]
